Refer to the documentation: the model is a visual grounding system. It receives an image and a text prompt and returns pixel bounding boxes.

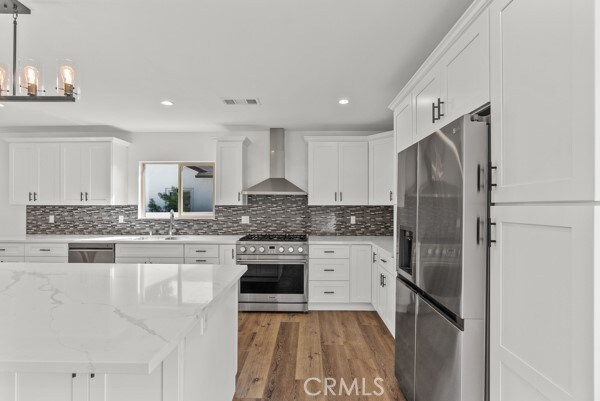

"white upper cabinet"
[215,137,248,206]
[307,139,368,206]
[308,142,339,205]
[490,0,596,203]
[369,132,395,205]
[413,67,442,142]
[440,9,490,123]
[9,143,60,205]
[61,140,128,205]
[394,96,414,153]
[7,138,128,206]
[338,142,369,205]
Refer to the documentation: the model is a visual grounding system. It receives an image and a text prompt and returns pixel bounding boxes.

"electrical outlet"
[350,216,356,225]
[118,216,125,224]
[48,215,54,224]
[241,216,250,224]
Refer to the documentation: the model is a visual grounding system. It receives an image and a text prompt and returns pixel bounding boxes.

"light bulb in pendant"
[0,65,9,94]
[59,65,75,96]
[22,65,39,96]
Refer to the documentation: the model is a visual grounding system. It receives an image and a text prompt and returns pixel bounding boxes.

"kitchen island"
[0,262,246,401]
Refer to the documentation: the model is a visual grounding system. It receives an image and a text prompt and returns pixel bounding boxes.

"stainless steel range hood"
[242,128,307,196]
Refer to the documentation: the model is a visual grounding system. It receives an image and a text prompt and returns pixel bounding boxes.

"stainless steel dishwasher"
[68,243,115,263]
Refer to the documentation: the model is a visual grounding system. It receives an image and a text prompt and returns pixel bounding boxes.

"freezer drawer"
[395,277,417,401]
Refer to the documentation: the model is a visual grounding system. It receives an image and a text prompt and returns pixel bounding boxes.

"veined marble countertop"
[0,234,242,244]
[0,263,247,374]
[309,236,394,255]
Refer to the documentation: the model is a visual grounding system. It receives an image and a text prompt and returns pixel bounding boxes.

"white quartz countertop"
[0,235,242,244]
[0,263,247,374]
[309,236,394,255]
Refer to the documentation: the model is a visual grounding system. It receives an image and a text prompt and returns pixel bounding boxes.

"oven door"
[238,260,307,303]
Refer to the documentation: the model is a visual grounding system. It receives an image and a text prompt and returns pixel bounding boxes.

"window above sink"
[139,162,215,220]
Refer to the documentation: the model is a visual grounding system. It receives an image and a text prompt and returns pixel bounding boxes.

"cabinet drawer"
[309,245,350,259]
[116,244,184,258]
[376,250,395,275]
[0,257,25,263]
[185,244,219,258]
[25,256,68,263]
[116,257,184,264]
[0,243,25,256]
[309,281,350,303]
[25,243,68,257]
[184,257,220,265]
[309,259,350,280]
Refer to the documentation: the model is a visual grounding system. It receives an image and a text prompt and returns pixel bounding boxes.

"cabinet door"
[394,96,414,153]
[61,143,84,204]
[490,205,594,401]
[350,245,372,303]
[369,135,395,205]
[440,9,490,123]
[15,373,74,401]
[219,245,237,266]
[413,67,441,141]
[338,142,368,205]
[308,142,339,205]
[9,143,36,205]
[82,143,112,205]
[216,142,243,205]
[490,0,596,203]
[34,143,61,204]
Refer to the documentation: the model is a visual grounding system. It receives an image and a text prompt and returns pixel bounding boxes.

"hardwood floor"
[234,311,406,401]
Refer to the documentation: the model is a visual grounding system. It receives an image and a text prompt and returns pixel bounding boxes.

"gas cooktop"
[238,234,308,242]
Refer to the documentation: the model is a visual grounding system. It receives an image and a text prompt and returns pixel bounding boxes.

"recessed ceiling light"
[161,100,174,106]
[338,99,349,105]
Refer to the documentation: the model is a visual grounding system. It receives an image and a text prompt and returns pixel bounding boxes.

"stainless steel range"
[236,234,308,312]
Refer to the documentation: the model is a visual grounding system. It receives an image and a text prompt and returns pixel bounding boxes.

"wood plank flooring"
[234,311,406,401]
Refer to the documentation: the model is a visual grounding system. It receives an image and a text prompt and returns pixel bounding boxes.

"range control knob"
[278,247,285,253]
[258,246,265,253]
[249,246,256,253]
[297,247,304,253]
[288,247,294,253]
[239,246,246,253]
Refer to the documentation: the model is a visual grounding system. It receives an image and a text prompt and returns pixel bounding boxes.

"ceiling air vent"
[222,98,261,105]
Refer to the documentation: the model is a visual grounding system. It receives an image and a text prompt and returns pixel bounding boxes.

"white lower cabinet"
[371,246,396,336]
[116,257,185,264]
[219,245,236,265]
[309,244,373,310]
[490,205,595,401]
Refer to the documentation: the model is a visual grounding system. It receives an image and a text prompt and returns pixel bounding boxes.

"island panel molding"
[25,195,393,236]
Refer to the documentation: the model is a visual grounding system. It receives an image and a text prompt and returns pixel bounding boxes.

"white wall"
[0,129,378,235]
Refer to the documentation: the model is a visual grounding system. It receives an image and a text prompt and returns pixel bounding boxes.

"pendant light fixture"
[0,0,77,102]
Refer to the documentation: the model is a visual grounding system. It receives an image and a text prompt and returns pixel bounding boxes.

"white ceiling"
[0,0,473,133]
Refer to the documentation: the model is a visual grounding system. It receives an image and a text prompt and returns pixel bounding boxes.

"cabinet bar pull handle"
[80,192,83,202]
[340,192,343,202]
[72,373,76,378]
[85,192,89,201]
[380,274,383,286]
[40,249,51,252]
[231,249,234,259]
[324,291,335,294]
[390,191,393,201]
[196,260,207,262]
[33,192,37,201]
[29,192,32,202]
[0,249,5,252]
[335,192,337,202]
[324,251,335,254]
[477,164,484,192]
[90,373,95,379]
[372,252,376,263]
[324,269,335,272]
[432,102,436,123]
[437,98,445,119]
[382,275,386,287]
[196,250,207,253]
[488,219,497,245]
[489,163,498,188]
[380,259,387,263]
[238,192,241,202]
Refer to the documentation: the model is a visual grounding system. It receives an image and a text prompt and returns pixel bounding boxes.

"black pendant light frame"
[0,0,76,102]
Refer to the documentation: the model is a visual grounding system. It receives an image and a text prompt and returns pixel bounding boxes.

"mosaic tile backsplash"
[26,196,393,236]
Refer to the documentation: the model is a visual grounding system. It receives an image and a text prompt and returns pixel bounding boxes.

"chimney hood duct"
[242,128,307,196]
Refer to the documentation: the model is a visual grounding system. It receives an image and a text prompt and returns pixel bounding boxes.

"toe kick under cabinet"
[308,244,373,310]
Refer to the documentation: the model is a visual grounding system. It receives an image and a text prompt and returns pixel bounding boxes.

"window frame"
[138,161,216,220]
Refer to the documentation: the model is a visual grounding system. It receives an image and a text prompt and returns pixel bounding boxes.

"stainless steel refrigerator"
[395,114,488,401]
